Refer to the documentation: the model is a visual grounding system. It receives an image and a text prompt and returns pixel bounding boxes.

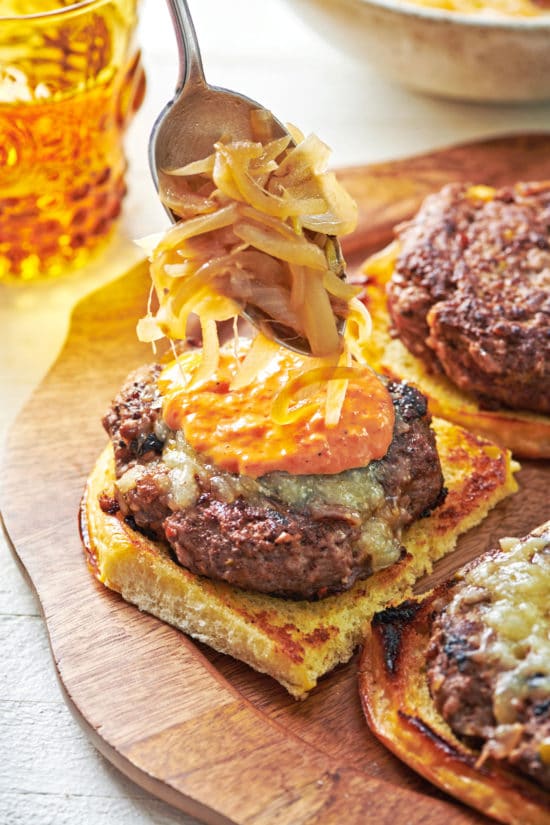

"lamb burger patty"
[387,181,550,414]
[101,363,446,600]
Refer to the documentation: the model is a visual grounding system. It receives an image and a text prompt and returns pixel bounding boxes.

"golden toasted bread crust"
[82,417,518,699]
[360,243,550,459]
[358,521,550,825]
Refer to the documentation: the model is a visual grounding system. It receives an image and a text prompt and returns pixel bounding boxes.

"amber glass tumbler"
[0,0,145,281]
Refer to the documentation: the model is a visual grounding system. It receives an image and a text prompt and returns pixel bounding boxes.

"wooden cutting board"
[3,133,549,825]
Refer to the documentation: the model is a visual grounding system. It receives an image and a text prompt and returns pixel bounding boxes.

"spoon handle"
[166,0,207,91]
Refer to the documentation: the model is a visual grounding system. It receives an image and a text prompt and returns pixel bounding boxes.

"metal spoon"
[148,0,345,356]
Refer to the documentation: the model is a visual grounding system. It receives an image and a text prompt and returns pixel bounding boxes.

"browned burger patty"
[386,181,550,414]
[101,363,446,600]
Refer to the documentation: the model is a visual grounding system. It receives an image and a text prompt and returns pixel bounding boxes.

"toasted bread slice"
[360,243,550,459]
[82,417,518,699]
[359,520,550,825]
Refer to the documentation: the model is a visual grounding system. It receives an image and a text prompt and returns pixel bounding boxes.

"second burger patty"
[102,363,446,600]
[386,181,550,414]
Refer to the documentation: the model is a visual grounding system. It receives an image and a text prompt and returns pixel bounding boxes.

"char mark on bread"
[387,181,550,414]
[101,363,446,600]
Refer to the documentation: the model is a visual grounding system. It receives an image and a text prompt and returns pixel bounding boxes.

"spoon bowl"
[149,0,289,205]
[150,87,287,184]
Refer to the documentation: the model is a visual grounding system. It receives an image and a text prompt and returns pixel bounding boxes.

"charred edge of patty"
[375,379,447,522]
[101,364,446,600]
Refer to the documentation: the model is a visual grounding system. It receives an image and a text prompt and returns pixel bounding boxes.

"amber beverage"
[0,0,145,281]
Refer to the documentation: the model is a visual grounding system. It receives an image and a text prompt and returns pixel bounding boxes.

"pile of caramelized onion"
[137,118,377,428]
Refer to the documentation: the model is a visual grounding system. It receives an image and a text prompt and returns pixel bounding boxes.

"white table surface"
[1,1,549,823]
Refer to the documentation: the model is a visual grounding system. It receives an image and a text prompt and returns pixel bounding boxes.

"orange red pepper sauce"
[158,342,394,478]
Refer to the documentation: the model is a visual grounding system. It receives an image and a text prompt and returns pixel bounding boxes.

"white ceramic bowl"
[288,0,550,102]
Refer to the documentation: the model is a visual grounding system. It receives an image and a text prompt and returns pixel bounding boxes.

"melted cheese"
[158,340,394,478]
[448,529,550,728]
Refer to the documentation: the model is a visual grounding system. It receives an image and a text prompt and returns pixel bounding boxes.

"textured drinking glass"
[0,0,145,281]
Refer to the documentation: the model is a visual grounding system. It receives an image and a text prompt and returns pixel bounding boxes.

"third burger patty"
[101,364,446,600]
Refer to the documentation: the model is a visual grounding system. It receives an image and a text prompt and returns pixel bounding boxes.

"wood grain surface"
[2,134,549,825]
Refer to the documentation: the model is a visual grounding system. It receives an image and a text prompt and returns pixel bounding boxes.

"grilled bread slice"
[82,416,518,699]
